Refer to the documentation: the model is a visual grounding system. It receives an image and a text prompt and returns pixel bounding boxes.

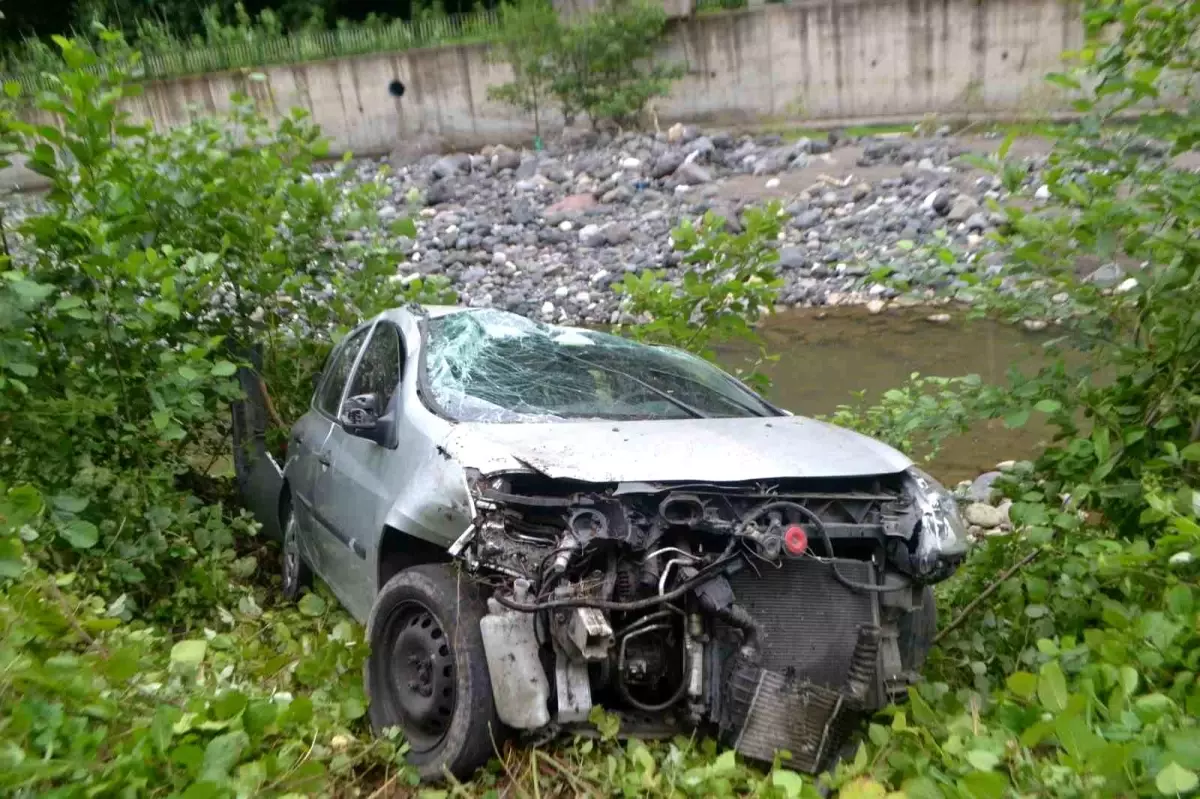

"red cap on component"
[784,525,808,555]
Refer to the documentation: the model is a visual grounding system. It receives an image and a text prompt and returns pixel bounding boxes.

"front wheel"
[365,564,502,782]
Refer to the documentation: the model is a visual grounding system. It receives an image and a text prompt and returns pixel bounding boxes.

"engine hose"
[747,500,908,594]
[492,555,738,613]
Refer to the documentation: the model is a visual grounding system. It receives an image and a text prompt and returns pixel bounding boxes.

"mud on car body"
[232,306,967,781]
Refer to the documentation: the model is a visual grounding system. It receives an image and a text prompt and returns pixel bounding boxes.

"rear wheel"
[281,500,312,601]
[366,564,501,782]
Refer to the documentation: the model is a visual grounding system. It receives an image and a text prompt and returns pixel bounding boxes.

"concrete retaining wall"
[3,0,1081,189]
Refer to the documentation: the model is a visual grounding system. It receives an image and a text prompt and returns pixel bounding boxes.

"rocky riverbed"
[326,123,1141,327]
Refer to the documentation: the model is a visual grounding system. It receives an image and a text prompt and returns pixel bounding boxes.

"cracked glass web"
[423,309,776,423]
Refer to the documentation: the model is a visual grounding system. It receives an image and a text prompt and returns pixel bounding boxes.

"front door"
[295,326,369,586]
[316,321,406,621]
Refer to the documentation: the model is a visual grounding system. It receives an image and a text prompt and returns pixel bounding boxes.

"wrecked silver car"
[232,306,966,781]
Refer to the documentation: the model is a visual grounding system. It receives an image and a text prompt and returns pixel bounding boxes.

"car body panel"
[440,415,912,483]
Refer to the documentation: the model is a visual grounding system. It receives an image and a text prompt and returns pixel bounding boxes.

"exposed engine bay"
[454,468,965,772]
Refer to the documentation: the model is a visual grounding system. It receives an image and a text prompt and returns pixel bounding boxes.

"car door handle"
[292,434,302,445]
[317,451,332,467]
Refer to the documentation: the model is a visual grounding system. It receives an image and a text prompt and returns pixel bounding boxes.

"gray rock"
[515,158,539,179]
[809,140,832,155]
[946,195,979,223]
[778,247,808,270]
[539,162,568,183]
[964,502,1006,529]
[461,264,488,284]
[1085,263,1125,287]
[651,151,685,179]
[685,137,715,160]
[432,154,471,179]
[491,146,522,172]
[675,163,713,185]
[790,209,823,230]
[965,212,989,232]
[601,185,634,205]
[966,471,1003,503]
[602,223,632,246]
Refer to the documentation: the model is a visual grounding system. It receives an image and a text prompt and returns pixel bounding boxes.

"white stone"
[964,502,1006,529]
[589,269,610,284]
[866,299,886,314]
[1034,184,1051,200]
[1115,277,1138,293]
[621,157,641,169]
[765,178,781,189]
[1022,319,1048,332]
[559,220,574,232]
[574,291,590,303]
[491,251,507,265]
[554,285,570,298]
[927,313,951,323]
[444,224,459,236]
[674,185,691,195]
[996,460,1017,470]
[541,301,555,316]
[579,224,602,245]
[1051,292,1069,303]
[868,283,887,296]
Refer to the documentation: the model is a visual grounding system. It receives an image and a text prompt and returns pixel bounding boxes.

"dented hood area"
[440,415,912,483]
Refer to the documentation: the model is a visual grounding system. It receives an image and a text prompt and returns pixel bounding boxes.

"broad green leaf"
[200,731,249,783]
[211,360,237,377]
[1156,762,1199,796]
[967,749,1000,770]
[52,494,89,513]
[960,770,1008,799]
[1034,399,1062,413]
[297,592,326,617]
[771,769,805,798]
[59,519,98,549]
[170,639,208,665]
[153,300,180,319]
[0,537,25,578]
[1037,661,1069,712]
[1181,443,1200,462]
[1006,671,1038,699]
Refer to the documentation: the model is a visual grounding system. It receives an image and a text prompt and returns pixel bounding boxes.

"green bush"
[488,0,682,130]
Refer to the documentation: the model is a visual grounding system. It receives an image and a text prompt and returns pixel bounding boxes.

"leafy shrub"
[0,33,443,795]
[615,203,784,393]
[488,0,682,130]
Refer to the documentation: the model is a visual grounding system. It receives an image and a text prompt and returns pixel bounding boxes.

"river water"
[717,307,1055,484]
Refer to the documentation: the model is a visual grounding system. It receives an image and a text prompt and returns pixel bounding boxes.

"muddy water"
[716,307,1056,484]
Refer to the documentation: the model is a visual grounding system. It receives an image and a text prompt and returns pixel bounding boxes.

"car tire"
[365,564,501,782]
[281,500,312,602]
[897,585,937,672]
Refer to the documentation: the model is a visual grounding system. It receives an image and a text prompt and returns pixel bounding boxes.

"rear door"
[316,321,405,620]
[291,327,369,577]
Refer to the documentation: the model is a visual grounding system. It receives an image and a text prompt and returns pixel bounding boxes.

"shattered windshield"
[422,309,779,423]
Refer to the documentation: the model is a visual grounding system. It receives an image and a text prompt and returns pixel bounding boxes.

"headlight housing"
[905,466,969,578]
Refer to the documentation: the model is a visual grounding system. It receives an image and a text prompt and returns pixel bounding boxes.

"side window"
[347,324,404,410]
[316,328,369,417]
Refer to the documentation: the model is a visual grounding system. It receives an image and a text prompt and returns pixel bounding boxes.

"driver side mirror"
[340,393,392,446]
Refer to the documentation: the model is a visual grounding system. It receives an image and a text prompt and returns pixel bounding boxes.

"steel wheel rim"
[381,599,456,752]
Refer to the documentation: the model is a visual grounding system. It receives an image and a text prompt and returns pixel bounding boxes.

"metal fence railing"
[1,10,502,93]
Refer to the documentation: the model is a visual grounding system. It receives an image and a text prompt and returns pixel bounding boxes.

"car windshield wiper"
[639,365,771,418]
[555,351,710,420]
